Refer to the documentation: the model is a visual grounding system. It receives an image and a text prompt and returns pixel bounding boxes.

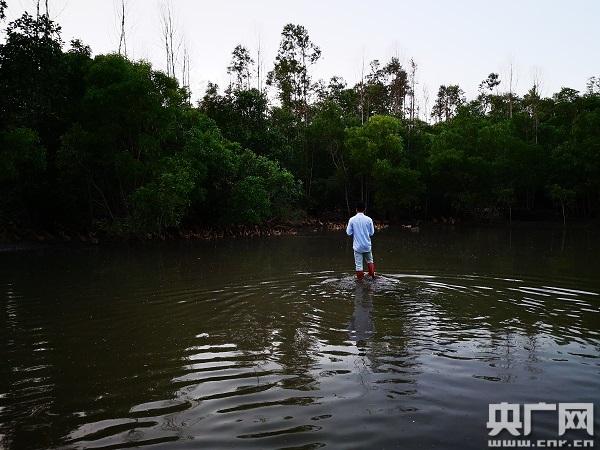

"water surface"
[1,225,599,449]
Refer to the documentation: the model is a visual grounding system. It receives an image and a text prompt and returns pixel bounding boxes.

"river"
[1,225,599,449]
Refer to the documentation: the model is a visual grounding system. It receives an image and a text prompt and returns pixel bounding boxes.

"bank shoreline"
[0,219,393,249]
[2,217,598,252]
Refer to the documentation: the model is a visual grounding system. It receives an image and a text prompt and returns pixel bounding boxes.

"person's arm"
[346,218,353,236]
[369,219,375,236]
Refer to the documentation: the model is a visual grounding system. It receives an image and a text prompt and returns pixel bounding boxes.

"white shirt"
[346,213,375,253]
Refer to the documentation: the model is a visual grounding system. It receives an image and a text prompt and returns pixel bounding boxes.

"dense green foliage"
[1,8,599,234]
[0,11,300,233]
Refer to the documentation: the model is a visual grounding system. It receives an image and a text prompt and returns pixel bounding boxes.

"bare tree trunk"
[160,2,179,78]
[587,192,592,218]
[87,179,93,224]
[407,58,417,151]
[532,71,542,145]
[345,183,350,216]
[360,56,365,125]
[91,179,115,221]
[169,14,175,77]
[409,59,417,125]
[508,62,514,119]
[422,85,430,123]
[256,36,262,92]
[361,176,364,203]
[118,0,127,57]
[307,144,313,198]
[181,42,191,102]
[329,142,351,216]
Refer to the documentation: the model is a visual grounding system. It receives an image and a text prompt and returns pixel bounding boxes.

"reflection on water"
[0,226,599,449]
[348,284,374,343]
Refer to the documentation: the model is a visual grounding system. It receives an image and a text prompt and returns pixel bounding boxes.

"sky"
[4,0,600,118]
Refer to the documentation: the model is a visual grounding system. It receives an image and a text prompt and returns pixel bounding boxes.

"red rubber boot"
[367,263,376,278]
[356,271,364,281]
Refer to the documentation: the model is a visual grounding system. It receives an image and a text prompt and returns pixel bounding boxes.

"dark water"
[1,226,599,449]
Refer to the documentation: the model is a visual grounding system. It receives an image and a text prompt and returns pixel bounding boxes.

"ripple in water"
[1,269,599,449]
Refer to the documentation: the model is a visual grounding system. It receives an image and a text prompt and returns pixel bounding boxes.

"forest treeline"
[1,6,599,236]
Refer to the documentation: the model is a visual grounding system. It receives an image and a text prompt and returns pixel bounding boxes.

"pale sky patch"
[4,0,600,117]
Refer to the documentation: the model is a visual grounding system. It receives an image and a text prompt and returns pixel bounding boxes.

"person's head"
[356,201,365,213]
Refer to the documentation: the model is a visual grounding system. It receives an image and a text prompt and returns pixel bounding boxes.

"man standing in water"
[346,202,376,280]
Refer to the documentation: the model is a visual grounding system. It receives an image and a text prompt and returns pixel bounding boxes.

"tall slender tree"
[267,23,321,120]
[181,41,191,103]
[408,58,418,125]
[267,24,321,197]
[227,44,254,92]
[117,0,127,56]
[160,1,179,78]
[508,61,516,118]
[384,57,408,118]
[523,76,542,144]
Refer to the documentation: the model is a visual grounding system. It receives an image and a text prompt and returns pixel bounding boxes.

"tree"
[199,83,271,157]
[495,187,515,224]
[307,99,354,213]
[181,41,191,102]
[0,11,70,224]
[160,1,179,78]
[227,44,254,92]
[523,81,542,144]
[479,72,501,93]
[507,61,516,118]
[117,0,127,56]
[226,150,300,224]
[131,156,196,232]
[0,12,65,131]
[587,76,600,95]
[2,10,600,231]
[548,184,575,226]
[372,159,423,217]
[363,59,388,117]
[57,54,188,224]
[267,23,321,119]
[384,57,409,118]
[0,128,46,220]
[407,59,418,125]
[266,24,321,197]
[346,115,405,208]
[431,85,465,122]
[477,73,500,114]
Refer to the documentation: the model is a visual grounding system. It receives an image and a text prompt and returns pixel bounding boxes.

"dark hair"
[355,201,365,212]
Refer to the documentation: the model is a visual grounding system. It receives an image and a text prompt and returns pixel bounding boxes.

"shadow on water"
[0,226,599,449]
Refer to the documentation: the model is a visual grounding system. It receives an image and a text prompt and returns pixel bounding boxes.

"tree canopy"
[1,9,599,235]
